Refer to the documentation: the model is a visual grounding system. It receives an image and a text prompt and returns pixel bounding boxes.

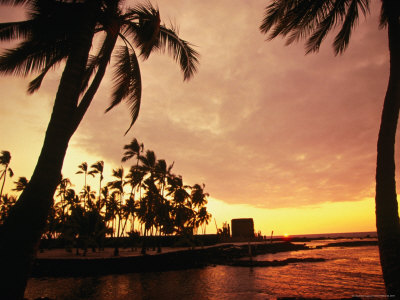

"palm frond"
[106,45,142,134]
[0,20,34,42]
[122,138,141,162]
[0,0,31,5]
[333,0,363,54]
[0,38,69,76]
[0,151,11,165]
[124,2,161,59]
[0,0,91,80]
[79,32,114,95]
[379,2,388,28]
[27,47,68,93]
[79,54,101,95]
[159,25,199,81]
[260,0,294,34]
[305,0,348,54]
[260,0,370,55]
[27,69,47,93]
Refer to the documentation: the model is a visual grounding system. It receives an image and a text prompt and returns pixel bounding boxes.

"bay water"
[25,237,386,299]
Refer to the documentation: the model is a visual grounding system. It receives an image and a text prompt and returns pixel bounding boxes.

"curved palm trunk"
[375,6,400,296]
[0,4,98,299]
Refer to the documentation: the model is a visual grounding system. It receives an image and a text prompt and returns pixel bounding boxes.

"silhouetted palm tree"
[197,207,212,235]
[121,196,138,237]
[0,150,14,199]
[122,138,144,163]
[106,190,119,237]
[139,150,157,177]
[89,160,104,207]
[0,0,198,296]
[138,176,161,254]
[155,159,174,197]
[76,162,93,209]
[101,186,111,225]
[260,0,400,294]
[0,194,16,225]
[12,177,29,193]
[125,165,145,231]
[80,185,96,210]
[167,175,192,234]
[76,162,89,185]
[107,167,125,255]
[64,188,80,210]
[191,183,209,208]
[56,177,72,222]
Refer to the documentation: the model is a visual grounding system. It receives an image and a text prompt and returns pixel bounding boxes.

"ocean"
[25,232,386,299]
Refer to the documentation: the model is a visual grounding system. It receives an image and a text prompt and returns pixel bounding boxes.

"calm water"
[25,241,386,299]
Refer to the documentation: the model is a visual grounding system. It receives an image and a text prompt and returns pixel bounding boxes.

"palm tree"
[0,150,14,199]
[12,177,29,193]
[197,207,212,235]
[260,0,400,294]
[76,162,93,209]
[138,176,160,254]
[121,196,138,237]
[125,165,146,230]
[79,185,96,210]
[101,186,111,225]
[56,176,72,223]
[155,159,174,197]
[126,166,146,198]
[76,162,89,186]
[105,190,119,237]
[167,175,192,234]
[0,1,199,296]
[88,160,104,207]
[190,183,210,235]
[122,138,144,163]
[0,194,16,225]
[139,150,157,177]
[107,167,125,248]
[191,183,209,209]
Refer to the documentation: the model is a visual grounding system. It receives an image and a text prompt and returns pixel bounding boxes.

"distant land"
[281,231,377,239]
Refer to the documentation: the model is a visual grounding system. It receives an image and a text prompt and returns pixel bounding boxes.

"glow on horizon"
[205,196,378,236]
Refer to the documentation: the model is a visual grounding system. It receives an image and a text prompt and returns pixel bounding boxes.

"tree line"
[0,139,212,255]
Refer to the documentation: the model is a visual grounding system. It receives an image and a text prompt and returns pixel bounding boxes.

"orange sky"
[0,1,398,236]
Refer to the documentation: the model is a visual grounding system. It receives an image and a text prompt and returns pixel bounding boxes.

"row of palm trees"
[0,140,212,255]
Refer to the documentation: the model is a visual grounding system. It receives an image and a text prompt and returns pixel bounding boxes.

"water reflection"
[26,245,385,299]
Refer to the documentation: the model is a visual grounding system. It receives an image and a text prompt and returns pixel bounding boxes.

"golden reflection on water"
[26,245,385,300]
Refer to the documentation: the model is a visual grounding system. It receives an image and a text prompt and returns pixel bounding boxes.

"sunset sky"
[0,0,398,236]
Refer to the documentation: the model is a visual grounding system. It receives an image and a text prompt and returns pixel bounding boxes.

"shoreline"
[31,239,378,277]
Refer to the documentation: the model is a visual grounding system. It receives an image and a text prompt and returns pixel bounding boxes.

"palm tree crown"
[122,138,143,162]
[0,150,14,199]
[12,177,29,192]
[0,0,199,133]
[260,0,370,54]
